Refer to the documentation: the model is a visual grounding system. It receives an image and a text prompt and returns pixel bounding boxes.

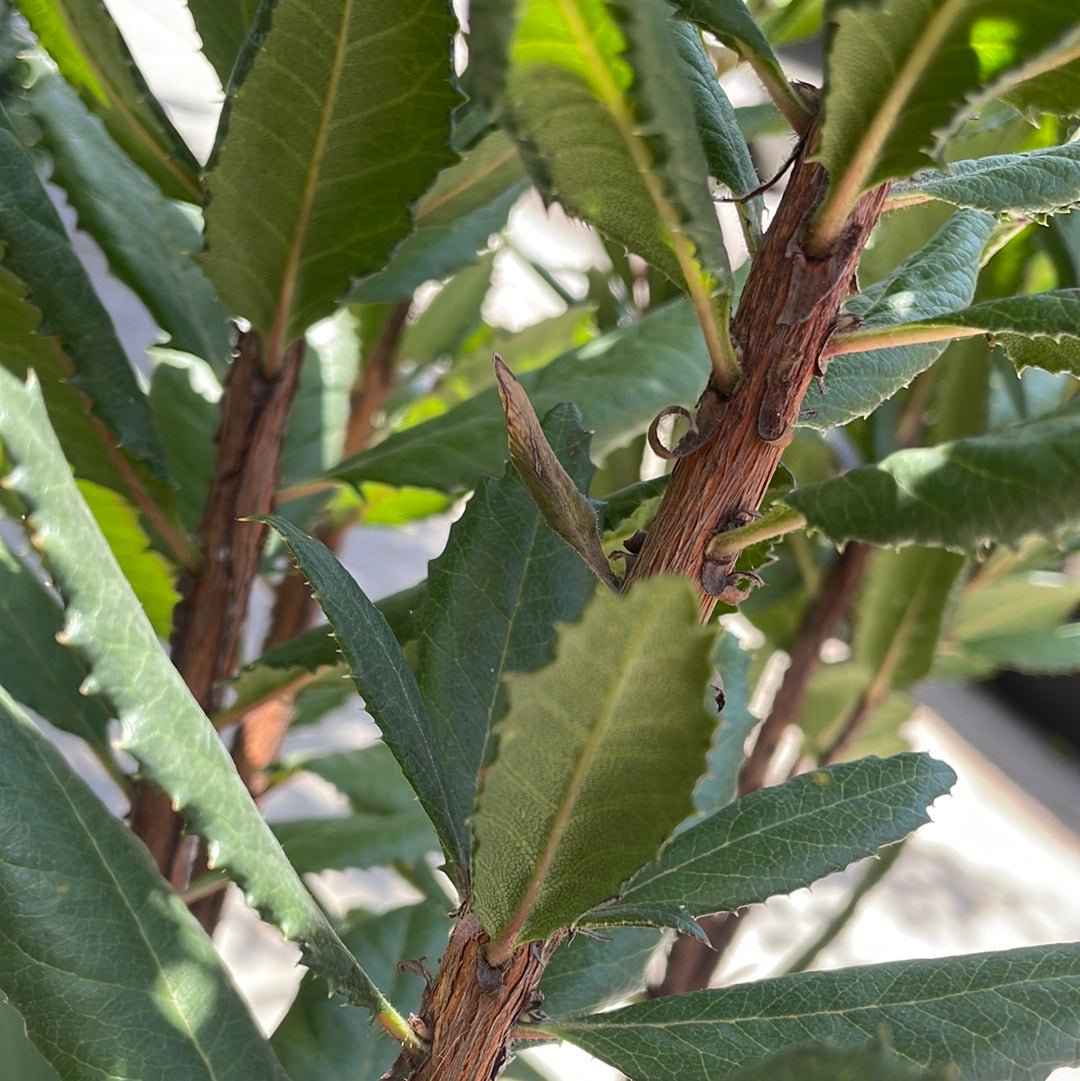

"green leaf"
[202,0,461,355]
[0,534,113,756]
[416,405,597,870]
[951,622,1080,675]
[0,114,171,478]
[0,999,60,1081]
[668,0,808,129]
[896,143,1080,217]
[692,629,756,817]
[352,130,529,303]
[76,479,180,637]
[471,576,716,955]
[0,261,123,494]
[493,0,737,386]
[296,741,423,814]
[272,901,451,1081]
[0,686,290,1081]
[548,943,1080,1081]
[715,1033,955,1081]
[185,0,260,87]
[1002,57,1080,120]
[863,289,1080,378]
[0,369,405,1031]
[854,548,966,690]
[539,927,661,1017]
[272,811,437,874]
[332,297,711,493]
[581,753,954,932]
[147,351,222,532]
[669,21,763,240]
[18,0,201,201]
[260,514,470,887]
[801,210,995,431]
[784,404,1080,549]
[814,0,1080,240]
[27,73,230,368]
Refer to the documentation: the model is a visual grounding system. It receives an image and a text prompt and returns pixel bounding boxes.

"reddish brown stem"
[382,913,561,1081]
[129,332,304,893]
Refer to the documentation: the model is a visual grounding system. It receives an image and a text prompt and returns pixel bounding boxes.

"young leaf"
[272,901,452,1081]
[0,687,290,1081]
[548,943,1080,1081]
[202,0,460,360]
[495,358,618,588]
[0,370,407,1035]
[0,116,170,478]
[416,404,597,869]
[185,0,260,88]
[486,0,738,387]
[784,403,1080,550]
[801,210,995,431]
[894,142,1080,216]
[17,0,201,202]
[580,753,954,932]
[471,576,716,958]
[260,514,470,886]
[814,0,1080,242]
[27,73,230,369]
[332,297,711,493]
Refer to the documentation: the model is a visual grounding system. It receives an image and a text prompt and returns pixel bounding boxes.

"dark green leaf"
[669,0,807,128]
[802,211,995,431]
[539,927,662,1017]
[0,686,289,1081]
[549,943,1080,1081]
[272,901,451,1081]
[895,143,1080,217]
[1002,57,1080,120]
[417,405,597,868]
[669,21,763,240]
[0,115,170,478]
[0,261,123,494]
[472,576,716,954]
[185,0,261,87]
[18,0,202,201]
[716,1033,955,1081]
[581,754,954,931]
[260,514,469,887]
[815,0,1079,238]
[202,0,460,355]
[0,999,60,1081]
[27,73,230,368]
[332,297,711,493]
[0,535,113,756]
[272,811,437,874]
[297,741,422,815]
[0,370,402,1026]
[784,404,1080,549]
[352,131,529,303]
